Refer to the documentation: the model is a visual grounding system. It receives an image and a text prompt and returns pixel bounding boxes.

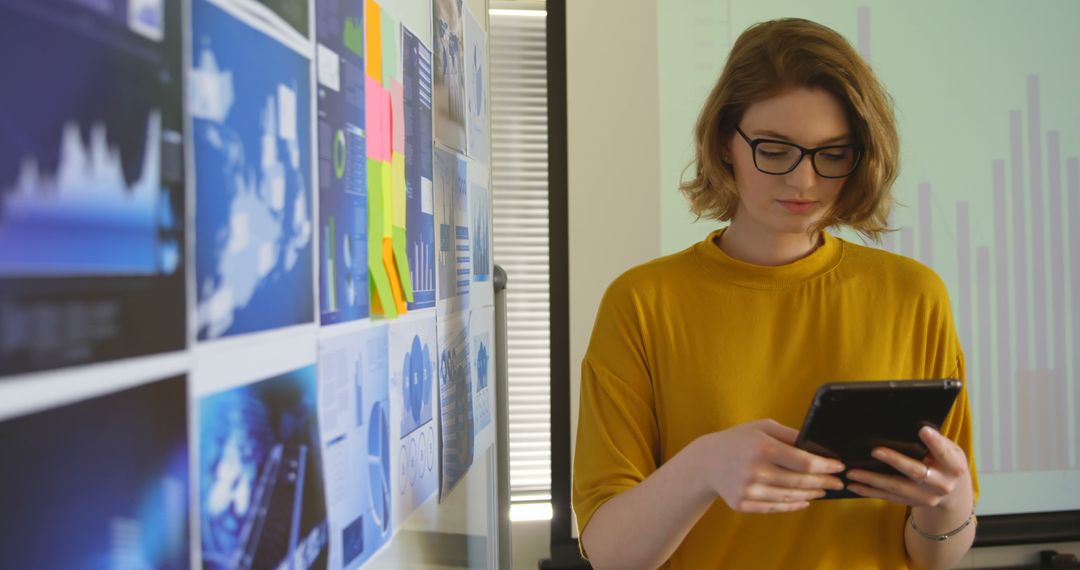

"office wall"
[0,0,499,568]
[565,0,662,518]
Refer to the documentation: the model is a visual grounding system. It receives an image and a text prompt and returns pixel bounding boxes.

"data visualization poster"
[403,27,437,311]
[438,311,472,499]
[199,365,329,570]
[432,0,467,152]
[470,307,495,456]
[318,326,393,569]
[464,6,488,164]
[434,146,469,314]
[469,159,493,309]
[317,0,369,325]
[389,313,438,523]
[192,0,314,341]
[0,0,186,375]
[0,376,190,570]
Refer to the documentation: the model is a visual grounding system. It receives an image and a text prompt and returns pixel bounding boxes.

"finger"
[919,426,967,473]
[734,499,812,514]
[757,419,800,445]
[766,441,846,474]
[759,467,846,491]
[744,483,827,503]
[845,483,918,507]
[871,447,933,483]
[845,469,936,504]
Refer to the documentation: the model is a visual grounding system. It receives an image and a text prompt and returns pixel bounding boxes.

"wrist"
[909,505,976,542]
[936,470,974,513]
[684,434,719,501]
[912,476,974,533]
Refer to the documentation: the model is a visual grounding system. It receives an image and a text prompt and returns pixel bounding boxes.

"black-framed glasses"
[735,126,863,179]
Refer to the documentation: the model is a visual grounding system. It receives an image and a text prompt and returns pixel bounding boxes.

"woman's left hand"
[844,425,972,509]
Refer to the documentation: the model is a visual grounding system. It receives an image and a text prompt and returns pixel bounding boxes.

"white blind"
[489,5,551,502]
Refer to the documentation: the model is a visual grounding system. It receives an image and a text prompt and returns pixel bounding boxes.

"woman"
[573,18,978,570]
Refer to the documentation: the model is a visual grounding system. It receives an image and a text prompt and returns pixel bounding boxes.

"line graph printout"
[0,0,187,375]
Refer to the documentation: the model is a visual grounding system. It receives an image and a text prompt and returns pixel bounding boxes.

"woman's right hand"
[693,418,847,513]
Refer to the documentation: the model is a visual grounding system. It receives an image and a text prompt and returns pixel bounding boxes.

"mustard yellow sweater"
[573,228,978,569]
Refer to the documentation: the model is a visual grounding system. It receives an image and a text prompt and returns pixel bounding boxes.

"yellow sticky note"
[392,151,406,227]
[381,160,393,239]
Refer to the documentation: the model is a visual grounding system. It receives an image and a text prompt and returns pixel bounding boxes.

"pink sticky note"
[381,86,392,161]
[365,76,392,162]
[391,79,404,154]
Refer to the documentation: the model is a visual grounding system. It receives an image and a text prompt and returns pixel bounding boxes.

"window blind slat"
[491,8,550,504]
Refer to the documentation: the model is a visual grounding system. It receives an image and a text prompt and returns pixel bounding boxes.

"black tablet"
[794,379,962,499]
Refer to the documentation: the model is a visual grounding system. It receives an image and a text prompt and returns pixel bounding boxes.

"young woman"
[573,18,978,570]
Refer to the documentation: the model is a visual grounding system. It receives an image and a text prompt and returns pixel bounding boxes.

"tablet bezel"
[794,379,962,499]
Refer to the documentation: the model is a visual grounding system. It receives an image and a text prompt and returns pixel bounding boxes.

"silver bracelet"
[909,507,976,541]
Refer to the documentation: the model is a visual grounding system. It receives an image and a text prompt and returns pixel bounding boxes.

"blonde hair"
[679,18,900,243]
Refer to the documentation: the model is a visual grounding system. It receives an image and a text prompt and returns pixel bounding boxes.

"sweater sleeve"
[572,274,660,545]
[920,268,980,503]
[939,351,980,504]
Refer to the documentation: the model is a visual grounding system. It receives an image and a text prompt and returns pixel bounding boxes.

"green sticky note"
[367,158,396,318]
[381,13,399,85]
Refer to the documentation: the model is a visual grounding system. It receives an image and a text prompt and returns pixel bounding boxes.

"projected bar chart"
[859,8,1079,474]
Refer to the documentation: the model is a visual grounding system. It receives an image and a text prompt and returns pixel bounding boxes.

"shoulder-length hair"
[680,18,900,243]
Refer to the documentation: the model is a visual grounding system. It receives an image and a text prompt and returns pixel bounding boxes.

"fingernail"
[872,449,886,459]
[830,461,845,472]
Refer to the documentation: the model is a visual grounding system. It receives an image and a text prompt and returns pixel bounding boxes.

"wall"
[565,0,663,514]
[0,0,500,568]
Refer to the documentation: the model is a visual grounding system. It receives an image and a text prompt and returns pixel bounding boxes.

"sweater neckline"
[693,227,844,290]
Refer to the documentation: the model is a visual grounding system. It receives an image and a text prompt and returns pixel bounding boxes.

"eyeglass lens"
[754,141,859,178]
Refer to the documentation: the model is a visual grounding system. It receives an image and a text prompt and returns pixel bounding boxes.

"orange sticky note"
[382,237,407,314]
[365,0,382,82]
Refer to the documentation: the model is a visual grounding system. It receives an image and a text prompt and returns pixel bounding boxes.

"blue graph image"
[318,324,391,569]
[401,334,435,437]
[435,147,469,312]
[191,0,314,341]
[471,47,484,118]
[0,0,187,375]
[471,182,490,282]
[404,27,436,310]
[476,337,489,391]
[336,400,391,570]
[0,375,190,570]
[390,316,437,522]
[468,308,495,447]
[439,317,474,497]
[199,365,328,570]
[464,7,488,163]
[0,111,181,276]
[433,0,467,151]
[367,400,391,536]
[474,331,491,434]
[317,0,368,325]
